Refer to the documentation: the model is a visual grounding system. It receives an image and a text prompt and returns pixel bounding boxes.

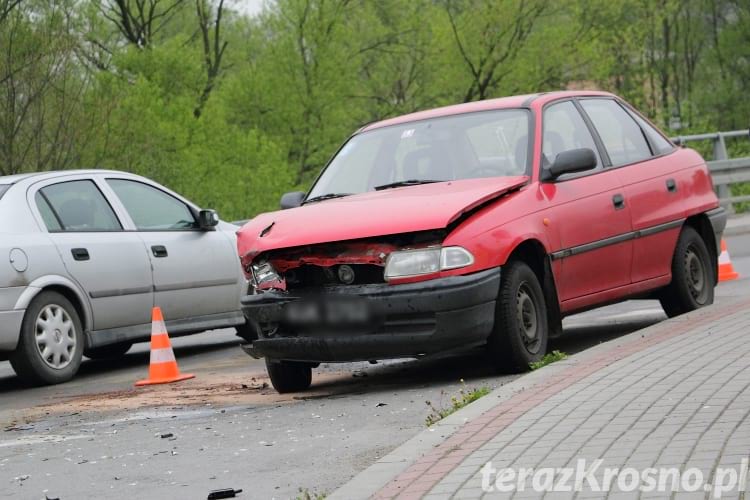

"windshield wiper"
[374,179,443,191]
[302,192,353,205]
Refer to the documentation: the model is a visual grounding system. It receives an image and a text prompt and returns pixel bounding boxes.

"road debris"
[207,487,243,499]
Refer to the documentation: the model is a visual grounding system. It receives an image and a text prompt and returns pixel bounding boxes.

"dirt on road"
[4,370,368,430]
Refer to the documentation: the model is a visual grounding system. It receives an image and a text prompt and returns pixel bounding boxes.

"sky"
[229,0,268,17]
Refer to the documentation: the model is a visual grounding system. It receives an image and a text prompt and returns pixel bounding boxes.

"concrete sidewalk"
[332,297,750,499]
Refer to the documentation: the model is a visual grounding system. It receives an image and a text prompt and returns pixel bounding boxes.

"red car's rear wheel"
[660,226,715,318]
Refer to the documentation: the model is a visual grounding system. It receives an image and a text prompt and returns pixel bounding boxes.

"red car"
[237,91,726,393]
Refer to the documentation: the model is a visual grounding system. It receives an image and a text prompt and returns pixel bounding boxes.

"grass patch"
[295,488,327,500]
[529,350,568,370]
[425,380,490,427]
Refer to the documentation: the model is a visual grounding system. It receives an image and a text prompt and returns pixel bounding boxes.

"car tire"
[9,291,84,385]
[265,358,312,393]
[659,226,715,318]
[84,342,133,360]
[487,260,549,373]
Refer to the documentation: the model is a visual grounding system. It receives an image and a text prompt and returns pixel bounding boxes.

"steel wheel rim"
[34,304,76,370]
[684,245,707,303]
[516,282,541,354]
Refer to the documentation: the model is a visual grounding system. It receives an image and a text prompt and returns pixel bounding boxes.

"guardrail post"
[713,134,735,214]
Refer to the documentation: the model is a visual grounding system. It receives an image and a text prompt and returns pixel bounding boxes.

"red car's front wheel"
[265,358,312,393]
[487,260,549,373]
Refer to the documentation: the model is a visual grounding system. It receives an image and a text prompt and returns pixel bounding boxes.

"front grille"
[284,264,385,290]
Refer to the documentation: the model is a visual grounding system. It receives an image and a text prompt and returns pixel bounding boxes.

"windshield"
[0,185,9,200]
[307,109,530,200]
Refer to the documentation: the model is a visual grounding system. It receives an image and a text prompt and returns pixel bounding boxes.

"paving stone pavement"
[332,297,750,500]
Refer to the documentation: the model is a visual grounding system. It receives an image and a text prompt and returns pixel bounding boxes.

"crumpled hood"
[237,176,528,263]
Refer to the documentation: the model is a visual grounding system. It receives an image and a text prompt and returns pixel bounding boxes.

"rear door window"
[39,180,122,232]
[625,108,674,155]
[579,99,652,166]
[35,192,63,231]
[0,185,9,200]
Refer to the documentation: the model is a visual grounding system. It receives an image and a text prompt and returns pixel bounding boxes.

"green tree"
[0,0,98,175]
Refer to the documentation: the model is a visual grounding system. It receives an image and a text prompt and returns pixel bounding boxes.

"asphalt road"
[0,234,748,499]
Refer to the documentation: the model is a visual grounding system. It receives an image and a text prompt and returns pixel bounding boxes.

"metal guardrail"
[672,129,750,213]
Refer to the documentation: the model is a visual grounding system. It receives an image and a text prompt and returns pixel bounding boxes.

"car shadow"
[303,314,666,398]
[0,339,242,393]
[0,313,665,400]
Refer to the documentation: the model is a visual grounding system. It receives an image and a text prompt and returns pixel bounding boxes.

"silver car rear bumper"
[0,309,23,351]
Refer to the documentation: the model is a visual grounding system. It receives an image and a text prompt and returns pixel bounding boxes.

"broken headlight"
[251,261,285,290]
[384,246,474,281]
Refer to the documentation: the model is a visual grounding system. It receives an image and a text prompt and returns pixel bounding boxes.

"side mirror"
[198,209,220,230]
[280,191,305,209]
[543,148,597,180]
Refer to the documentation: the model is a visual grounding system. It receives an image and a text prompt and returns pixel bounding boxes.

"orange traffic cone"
[718,239,739,282]
[135,307,195,386]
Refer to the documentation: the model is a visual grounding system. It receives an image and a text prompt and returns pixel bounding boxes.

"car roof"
[0,172,46,184]
[359,90,615,133]
[0,169,136,186]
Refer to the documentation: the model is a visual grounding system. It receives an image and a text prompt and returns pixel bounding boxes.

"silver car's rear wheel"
[10,291,84,385]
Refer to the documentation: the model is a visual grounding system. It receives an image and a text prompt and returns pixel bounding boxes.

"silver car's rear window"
[0,185,9,200]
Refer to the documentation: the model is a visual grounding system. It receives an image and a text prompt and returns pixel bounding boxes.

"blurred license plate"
[282,297,380,332]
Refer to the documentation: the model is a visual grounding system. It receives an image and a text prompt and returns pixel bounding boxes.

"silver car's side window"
[107,179,197,231]
[35,192,63,231]
[38,180,122,232]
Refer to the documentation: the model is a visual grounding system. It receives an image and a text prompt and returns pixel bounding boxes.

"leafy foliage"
[530,350,568,370]
[425,380,490,426]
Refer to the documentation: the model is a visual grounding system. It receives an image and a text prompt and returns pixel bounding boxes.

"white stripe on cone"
[719,250,731,265]
[150,347,177,364]
[152,320,167,334]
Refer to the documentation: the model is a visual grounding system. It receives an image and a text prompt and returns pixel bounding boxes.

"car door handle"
[151,245,168,258]
[612,194,626,210]
[71,248,89,261]
[666,178,677,192]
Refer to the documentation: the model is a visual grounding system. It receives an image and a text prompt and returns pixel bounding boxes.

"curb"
[329,297,747,500]
[725,222,750,237]
[328,357,578,500]
[725,214,750,237]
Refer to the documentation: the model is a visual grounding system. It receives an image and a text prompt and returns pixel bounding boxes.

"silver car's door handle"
[71,248,89,261]
[151,245,168,258]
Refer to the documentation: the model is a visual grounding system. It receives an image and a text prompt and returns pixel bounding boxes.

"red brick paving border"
[373,298,750,499]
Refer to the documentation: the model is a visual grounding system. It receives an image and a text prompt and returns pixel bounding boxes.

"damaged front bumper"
[240,267,501,362]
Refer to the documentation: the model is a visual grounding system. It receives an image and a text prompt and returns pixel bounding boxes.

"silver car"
[0,170,252,385]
